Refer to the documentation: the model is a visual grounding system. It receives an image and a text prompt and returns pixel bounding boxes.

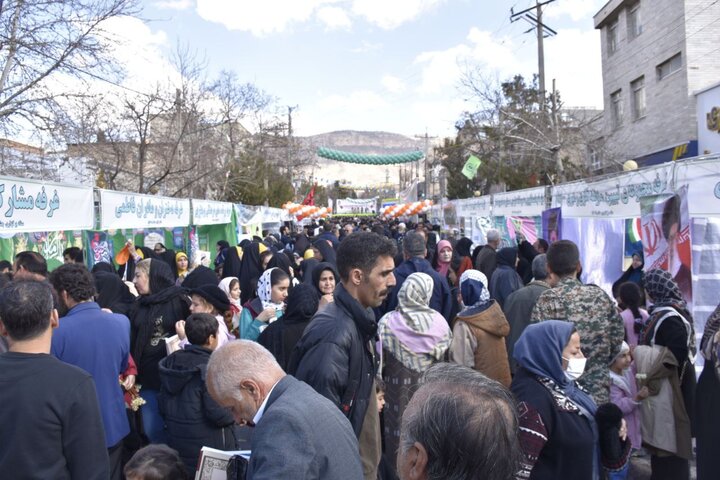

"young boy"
[158,313,238,477]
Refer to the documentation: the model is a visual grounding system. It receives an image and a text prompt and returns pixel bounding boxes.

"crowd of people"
[0,217,718,480]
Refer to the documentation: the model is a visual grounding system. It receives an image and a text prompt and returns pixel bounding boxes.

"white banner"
[0,176,94,233]
[492,187,547,217]
[191,199,234,225]
[673,157,720,216]
[335,198,377,215]
[551,163,674,218]
[453,196,492,219]
[100,190,191,229]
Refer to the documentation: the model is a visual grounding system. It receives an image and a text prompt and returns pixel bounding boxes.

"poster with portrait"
[542,208,562,244]
[494,216,541,247]
[640,185,692,304]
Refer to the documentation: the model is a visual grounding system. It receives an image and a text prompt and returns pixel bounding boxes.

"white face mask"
[562,357,587,381]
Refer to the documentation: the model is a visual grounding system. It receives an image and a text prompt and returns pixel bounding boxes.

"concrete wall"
[596,0,696,166]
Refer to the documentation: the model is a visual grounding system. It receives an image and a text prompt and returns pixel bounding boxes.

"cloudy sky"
[110,0,608,138]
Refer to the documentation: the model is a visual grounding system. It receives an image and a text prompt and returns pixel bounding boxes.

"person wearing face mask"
[239,268,290,342]
[511,320,631,480]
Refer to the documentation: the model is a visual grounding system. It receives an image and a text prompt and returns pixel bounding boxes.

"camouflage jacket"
[531,277,624,404]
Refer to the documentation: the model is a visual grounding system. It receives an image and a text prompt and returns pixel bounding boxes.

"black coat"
[288,283,377,438]
[258,284,319,371]
[158,346,237,476]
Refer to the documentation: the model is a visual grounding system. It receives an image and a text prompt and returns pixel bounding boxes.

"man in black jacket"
[0,279,109,479]
[159,313,237,477]
[289,231,396,480]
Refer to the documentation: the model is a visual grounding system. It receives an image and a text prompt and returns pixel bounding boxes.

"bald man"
[206,341,363,480]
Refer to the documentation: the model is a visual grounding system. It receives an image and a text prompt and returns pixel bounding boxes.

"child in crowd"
[376,377,398,480]
[609,341,648,455]
[124,444,189,480]
[158,313,238,477]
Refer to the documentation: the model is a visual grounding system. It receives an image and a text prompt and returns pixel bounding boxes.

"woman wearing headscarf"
[239,267,290,341]
[267,251,298,286]
[311,262,338,308]
[258,283,320,371]
[218,277,242,334]
[221,244,243,281]
[512,321,631,480]
[613,251,645,294]
[214,240,230,271]
[489,246,524,309]
[128,258,190,443]
[293,231,312,258]
[635,269,695,480]
[695,302,720,479]
[312,239,337,266]
[432,240,453,279]
[94,270,136,317]
[299,257,320,285]
[377,272,452,469]
[449,269,511,387]
[237,241,264,305]
[175,252,190,285]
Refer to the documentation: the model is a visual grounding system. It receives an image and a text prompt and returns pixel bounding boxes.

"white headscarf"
[257,268,285,311]
[218,276,241,312]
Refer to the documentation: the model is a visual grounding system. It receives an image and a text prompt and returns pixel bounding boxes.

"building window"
[628,2,642,39]
[611,90,623,128]
[631,76,646,120]
[657,53,682,80]
[590,148,601,171]
[607,20,618,54]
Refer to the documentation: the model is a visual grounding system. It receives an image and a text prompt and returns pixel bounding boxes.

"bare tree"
[0,0,139,138]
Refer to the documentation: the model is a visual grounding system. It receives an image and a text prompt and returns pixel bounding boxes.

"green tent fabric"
[317,147,424,165]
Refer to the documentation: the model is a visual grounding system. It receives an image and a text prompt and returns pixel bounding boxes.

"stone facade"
[593,0,720,170]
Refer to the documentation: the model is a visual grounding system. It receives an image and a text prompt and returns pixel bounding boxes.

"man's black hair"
[49,263,95,302]
[545,240,580,277]
[185,313,219,346]
[124,444,189,480]
[14,251,48,277]
[662,194,681,240]
[0,279,54,341]
[336,232,397,282]
[62,246,84,263]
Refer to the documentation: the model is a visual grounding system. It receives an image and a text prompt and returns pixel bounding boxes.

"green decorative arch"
[316,147,424,165]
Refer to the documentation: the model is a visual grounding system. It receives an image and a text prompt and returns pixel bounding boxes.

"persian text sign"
[335,198,377,215]
[552,164,673,218]
[453,196,491,219]
[492,187,546,217]
[191,199,234,225]
[0,176,94,233]
[674,157,720,216]
[100,190,190,229]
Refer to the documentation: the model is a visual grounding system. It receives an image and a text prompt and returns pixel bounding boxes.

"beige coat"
[449,301,511,387]
[634,345,692,459]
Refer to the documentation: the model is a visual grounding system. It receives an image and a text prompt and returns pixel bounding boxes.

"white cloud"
[196,0,338,36]
[351,0,447,29]
[316,6,352,30]
[381,75,406,93]
[153,0,194,10]
[412,26,602,108]
[195,0,446,35]
[351,40,382,53]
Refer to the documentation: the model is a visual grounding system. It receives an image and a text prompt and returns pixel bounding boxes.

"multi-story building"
[593,0,720,171]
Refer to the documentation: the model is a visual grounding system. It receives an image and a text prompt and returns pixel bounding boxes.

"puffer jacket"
[158,346,237,476]
[288,283,377,438]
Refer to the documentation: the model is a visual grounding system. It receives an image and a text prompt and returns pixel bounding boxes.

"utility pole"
[510,0,557,111]
[414,131,437,200]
